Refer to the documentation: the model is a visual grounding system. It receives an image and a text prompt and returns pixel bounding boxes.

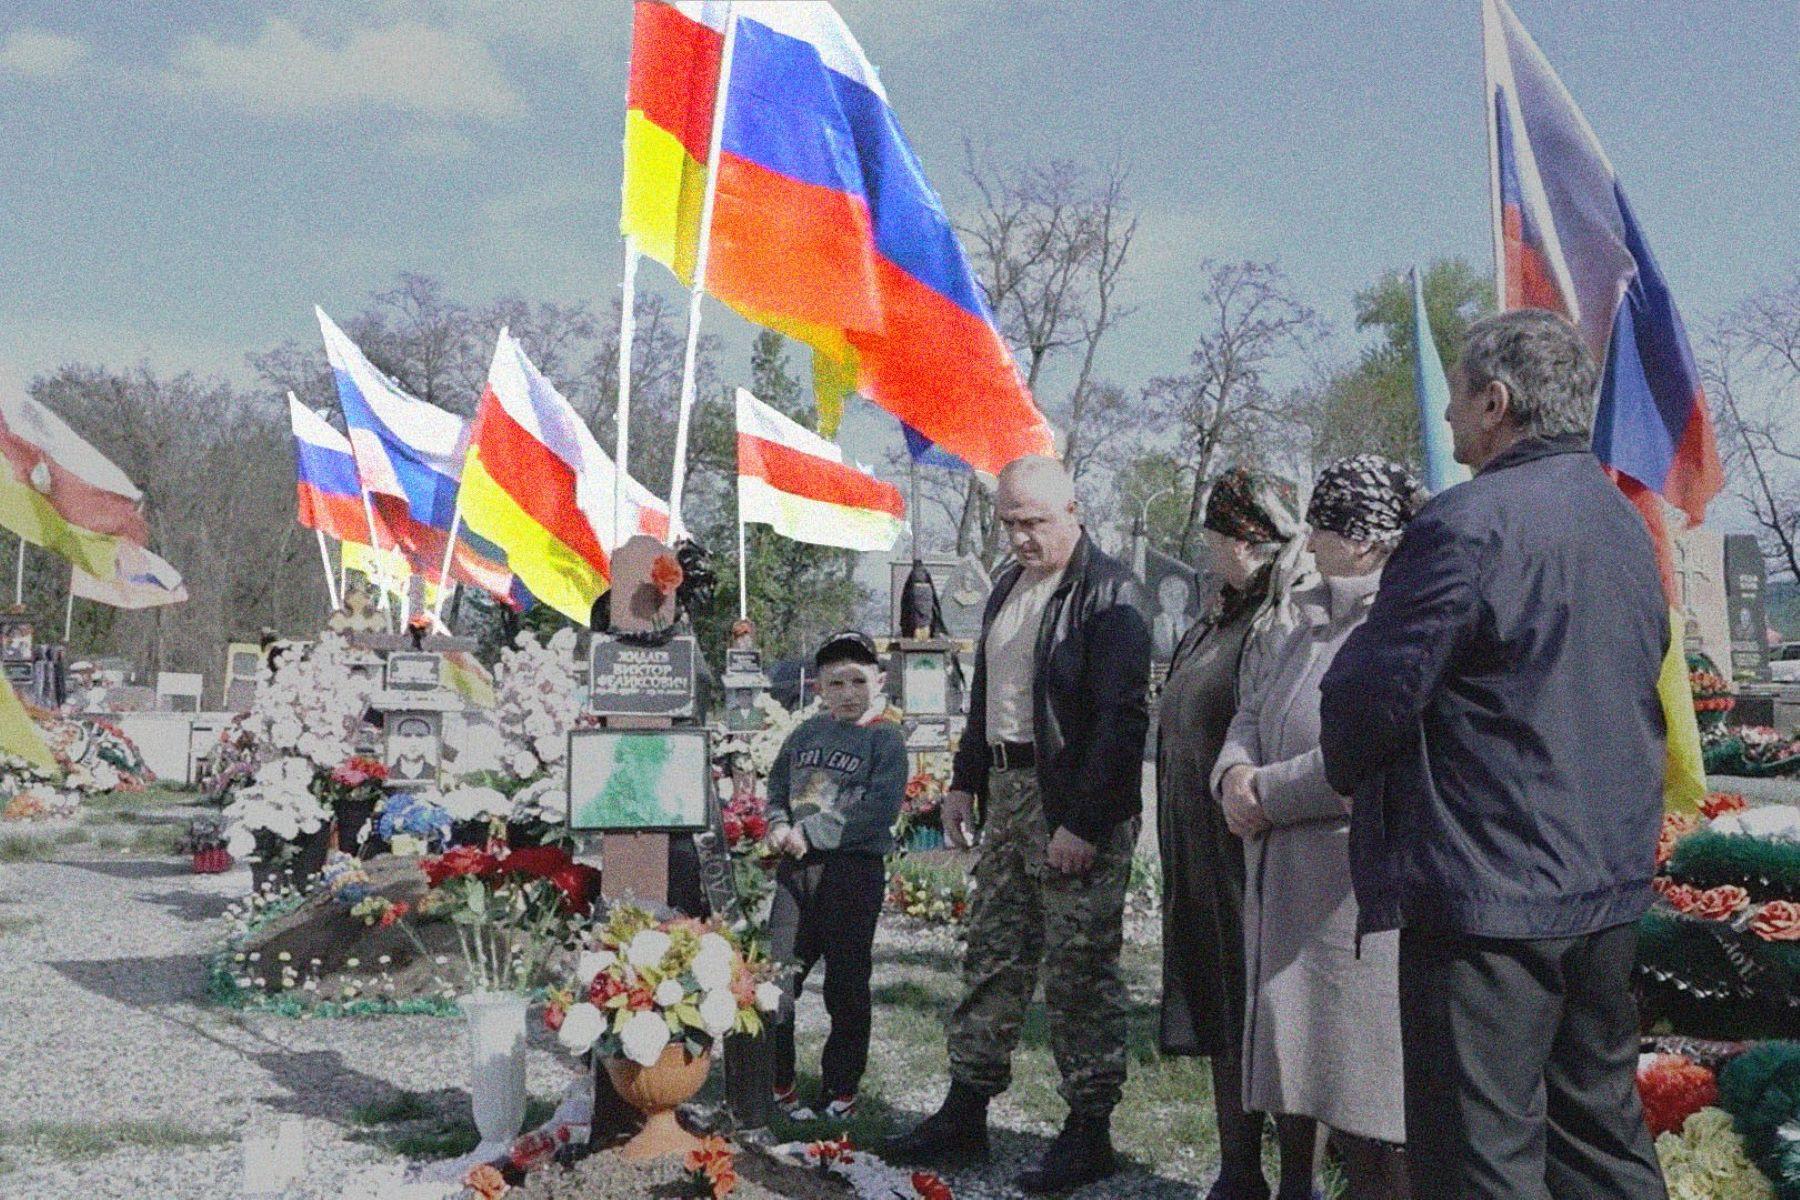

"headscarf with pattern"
[1306,455,1424,546]
[1202,467,1302,546]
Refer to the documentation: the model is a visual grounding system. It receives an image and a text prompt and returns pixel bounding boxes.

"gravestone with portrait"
[1725,534,1772,683]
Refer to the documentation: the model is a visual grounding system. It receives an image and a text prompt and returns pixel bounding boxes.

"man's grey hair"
[1458,308,1598,439]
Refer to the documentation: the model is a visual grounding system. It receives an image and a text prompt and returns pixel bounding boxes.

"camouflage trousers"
[946,767,1138,1118]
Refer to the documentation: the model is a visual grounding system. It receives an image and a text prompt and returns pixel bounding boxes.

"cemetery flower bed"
[1635,1041,1800,1200]
[1638,801,1800,1040]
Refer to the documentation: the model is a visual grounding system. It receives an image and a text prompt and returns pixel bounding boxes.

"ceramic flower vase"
[604,1044,712,1160]
[464,991,529,1162]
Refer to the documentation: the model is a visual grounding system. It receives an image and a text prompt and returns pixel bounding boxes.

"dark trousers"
[1398,922,1665,1200]
[768,852,886,1099]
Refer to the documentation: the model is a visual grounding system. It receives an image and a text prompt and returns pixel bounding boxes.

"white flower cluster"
[556,931,781,1067]
[492,627,583,779]
[244,634,375,769]
[222,758,329,856]
[743,697,816,778]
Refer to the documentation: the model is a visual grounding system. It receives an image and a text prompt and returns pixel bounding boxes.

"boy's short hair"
[815,629,880,672]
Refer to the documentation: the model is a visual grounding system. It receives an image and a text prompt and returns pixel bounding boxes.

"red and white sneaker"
[773,1085,817,1122]
[823,1095,857,1121]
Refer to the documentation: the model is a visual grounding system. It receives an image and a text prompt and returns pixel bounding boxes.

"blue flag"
[1412,268,1469,493]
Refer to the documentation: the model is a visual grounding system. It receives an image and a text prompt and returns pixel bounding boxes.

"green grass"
[0,832,81,863]
[0,1120,230,1162]
[350,1092,436,1127]
[85,784,201,812]
[350,1096,558,1160]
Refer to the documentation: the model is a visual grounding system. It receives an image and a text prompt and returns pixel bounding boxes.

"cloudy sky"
[0,1,1793,438]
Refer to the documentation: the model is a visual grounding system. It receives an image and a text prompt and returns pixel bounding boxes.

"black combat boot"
[1015,1111,1117,1194]
[882,1081,991,1166]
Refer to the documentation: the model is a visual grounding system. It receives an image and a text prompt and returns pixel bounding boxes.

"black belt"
[989,741,1035,771]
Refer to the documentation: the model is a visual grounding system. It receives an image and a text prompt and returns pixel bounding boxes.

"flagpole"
[64,565,74,642]
[431,508,462,625]
[315,530,340,612]
[1481,0,1506,302]
[910,456,922,555]
[337,541,347,606]
[667,1,740,537]
[359,489,395,626]
[737,484,749,621]
[13,536,23,606]
[615,242,639,548]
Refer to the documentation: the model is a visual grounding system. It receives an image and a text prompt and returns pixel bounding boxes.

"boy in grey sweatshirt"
[766,629,907,1120]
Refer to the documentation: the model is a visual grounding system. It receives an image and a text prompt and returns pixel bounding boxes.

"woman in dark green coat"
[1157,468,1312,1200]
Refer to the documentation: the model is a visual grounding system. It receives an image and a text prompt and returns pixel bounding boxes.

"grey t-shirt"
[984,566,1064,742]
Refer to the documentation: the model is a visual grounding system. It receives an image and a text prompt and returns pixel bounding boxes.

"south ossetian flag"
[622,1,1054,474]
[736,387,903,553]
[314,308,521,606]
[1484,0,1723,812]
[461,330,671,624]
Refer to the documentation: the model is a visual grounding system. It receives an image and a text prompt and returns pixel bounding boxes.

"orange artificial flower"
[650,553,685,596]
[463,1164,510,1200]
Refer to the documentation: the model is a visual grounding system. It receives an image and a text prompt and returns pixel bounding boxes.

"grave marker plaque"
[588,636,697,718]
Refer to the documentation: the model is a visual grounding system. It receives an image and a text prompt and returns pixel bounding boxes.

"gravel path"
[0,838,1203,1198]
[0,848,580,1199]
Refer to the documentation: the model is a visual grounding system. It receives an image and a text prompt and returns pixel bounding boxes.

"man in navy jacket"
[1320,309,1669,1199]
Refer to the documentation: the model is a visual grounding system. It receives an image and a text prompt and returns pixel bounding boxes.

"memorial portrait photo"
[567,728,710,832]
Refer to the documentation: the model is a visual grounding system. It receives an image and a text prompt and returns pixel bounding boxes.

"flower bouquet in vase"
[1688,664,1735,732]
[899,769,948,851]
[311,755,389,854]
[548,904,780,1160]
[371,842,598,1178]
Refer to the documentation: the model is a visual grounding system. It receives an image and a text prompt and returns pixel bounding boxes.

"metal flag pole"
[64,565,74,641]
[910,455,922,554]
[666,1,740,536]
[737,481,749,621]
[13,535,24,606]
[315,530,340,612]
[431,507,463,625]
[615,242,639,548]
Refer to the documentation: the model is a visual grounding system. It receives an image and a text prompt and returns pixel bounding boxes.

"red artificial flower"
[543,1003,566,1033]
[650,553,684,597]
[805,1135,854,1166]
[1691,885,1751,922]
[378,901,410,928]
[1751,900,1800,941]
[723,815,744,846]
[1636,1055,1718,1136]
[1661,883,1703,915]
[1699,791,1749,819]
[463,1163,510,1200]
[422,845,499,887]
[1657,813,1702,867]
[912,1171,955,1200]
[544,863,602,915]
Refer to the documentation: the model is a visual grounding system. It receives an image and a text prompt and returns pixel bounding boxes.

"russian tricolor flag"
[1483,0,1722,541]
[622,1,1055,474]
[1483,0,1724,813]
[315,308,518,605]
[289,394,382,547]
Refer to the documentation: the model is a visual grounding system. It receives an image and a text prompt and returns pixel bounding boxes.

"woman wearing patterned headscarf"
[1156,466,1315,1200]
[1211,456,1424,1200]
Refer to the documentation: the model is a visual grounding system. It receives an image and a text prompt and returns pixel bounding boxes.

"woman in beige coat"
[1212,456,1423,1200]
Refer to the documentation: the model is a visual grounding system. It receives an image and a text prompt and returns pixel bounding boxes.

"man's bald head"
[996,454,1082,574]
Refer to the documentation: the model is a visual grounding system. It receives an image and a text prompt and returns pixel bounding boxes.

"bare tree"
[1707,271,1800,582]
[1150,261,1324,559]
[956,153,1143,560]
